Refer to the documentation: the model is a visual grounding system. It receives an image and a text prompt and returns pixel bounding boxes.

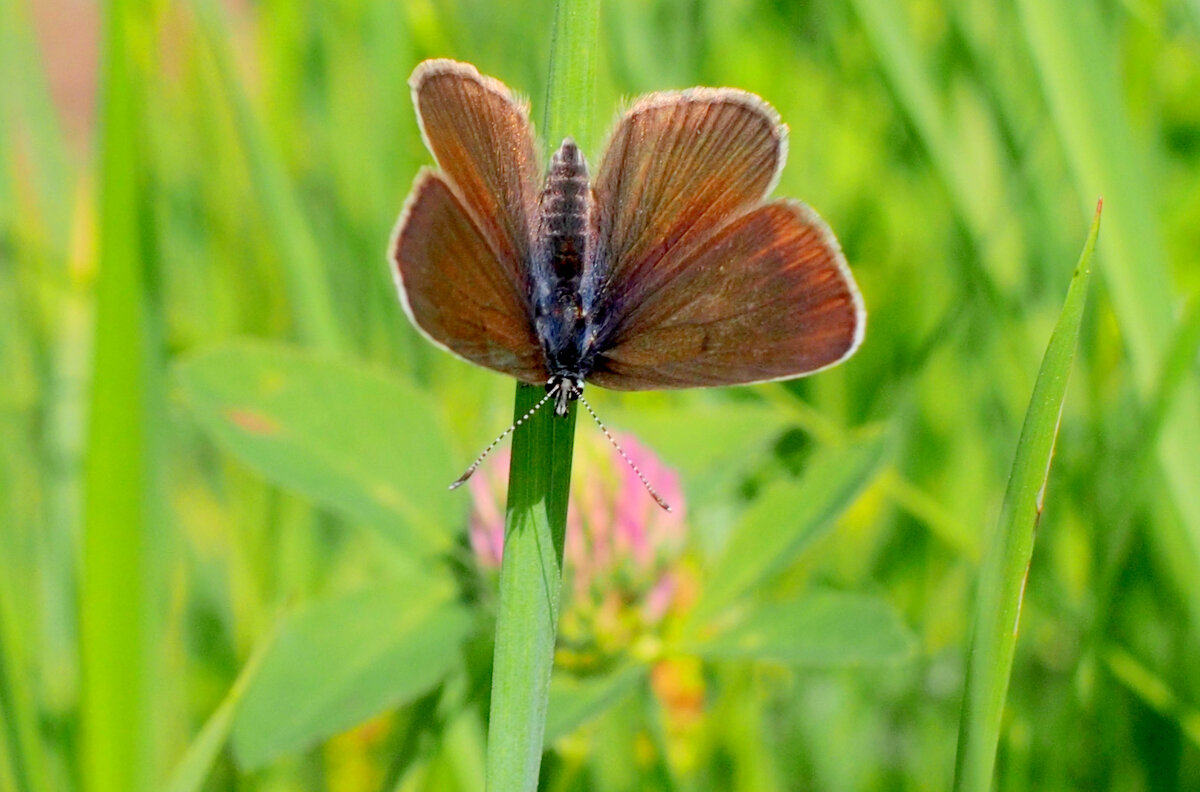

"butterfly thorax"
[531,138,604,413]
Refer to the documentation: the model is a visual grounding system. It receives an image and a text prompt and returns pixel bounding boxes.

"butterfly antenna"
[449,388,556,490]
[578,394,672,512]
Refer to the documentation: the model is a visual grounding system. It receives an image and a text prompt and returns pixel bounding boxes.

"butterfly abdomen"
[542,139,590,281]
[531,138,597,378]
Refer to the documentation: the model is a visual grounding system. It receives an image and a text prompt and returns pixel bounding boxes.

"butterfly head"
[548,375,584,417]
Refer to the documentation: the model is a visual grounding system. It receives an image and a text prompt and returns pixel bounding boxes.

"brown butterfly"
[390,59,864,498]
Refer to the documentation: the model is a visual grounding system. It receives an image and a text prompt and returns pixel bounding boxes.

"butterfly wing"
[410,59,540,288]
[391,170,548,383]
[589,89,787,313]
[587,90,862,390]
[393,60,547,383]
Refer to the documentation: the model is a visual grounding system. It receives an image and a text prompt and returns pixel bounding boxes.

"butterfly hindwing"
[391,170,547,383]
[588,200,864,390]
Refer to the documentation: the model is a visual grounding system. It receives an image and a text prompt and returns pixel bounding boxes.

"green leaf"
[175,340,456,554]
[1103,646,1200,751]
[543,664,647,745]
[164,622,281,792]
[687,591,916,667]
[232,573,473,770]
[692,430,889,623]
[952,201,1100,792]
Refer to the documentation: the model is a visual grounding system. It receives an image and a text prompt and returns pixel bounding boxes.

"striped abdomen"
[541,138,590,281]
[531,138,594,376]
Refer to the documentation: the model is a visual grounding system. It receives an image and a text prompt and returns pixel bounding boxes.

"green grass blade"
[691,430,889,624]
[486,383,579,790]
[486,1,599,788]
[952,201,1102,792]
[542,0,601,156]
[163,621,281,792]
[190,0,344,353]
[81,1,154,790]
[1015,0,1200,588]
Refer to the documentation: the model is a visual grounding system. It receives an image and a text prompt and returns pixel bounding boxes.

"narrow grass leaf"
[687,591,916,667]
[164,621,281,792]
[1104,646,1200,751]
[952,201,1101,792]
[692,429,889,624]
[486,1,599,789]
[81,1,157,790]
[231,574,472,770]
[543,664,647,745]
[175,340,455,555]
[1016,0,1200,579]
[190,0,344,352]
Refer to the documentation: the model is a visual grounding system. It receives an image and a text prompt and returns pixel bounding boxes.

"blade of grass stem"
[1015,0,1200,602]
[190,0,344,353]
[951,201,1101,792]
[485,1,598,788]
[163,620,281,792]
[1103,646,1200,751]
[81,1,155,790]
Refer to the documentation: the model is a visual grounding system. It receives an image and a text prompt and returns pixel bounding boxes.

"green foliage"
[544,664,647,745]
[4,0,1200,789]
[693,430,889,622]
[689,590,916,666]
[231,574,473,769]
[175,341,457,554]
[953,202,1100,792]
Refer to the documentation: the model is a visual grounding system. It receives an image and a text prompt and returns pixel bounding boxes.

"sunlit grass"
[3,0,1200,790]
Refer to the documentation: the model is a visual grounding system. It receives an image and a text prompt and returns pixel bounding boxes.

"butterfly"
[390,59,864,497]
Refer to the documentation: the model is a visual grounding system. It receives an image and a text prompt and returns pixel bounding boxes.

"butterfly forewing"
[410,59,540,292]
[392,170,548,383]
[590,90,786,312]
[588,200,863,390]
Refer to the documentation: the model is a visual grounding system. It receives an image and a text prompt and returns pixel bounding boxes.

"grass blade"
[485,1,598,788]
[163,621,280,792]
[81,0,154,789]
[190,0,344,352]
[1015,0,1200,592]
[952,200,1102,792]
[690,429,888,623]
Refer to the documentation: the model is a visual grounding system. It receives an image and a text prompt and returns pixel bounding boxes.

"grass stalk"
[191,0,345,353]
[484,0,599,788]
[81,0,154,789]
[1015,0,1200,607]
[951,201,1101,792]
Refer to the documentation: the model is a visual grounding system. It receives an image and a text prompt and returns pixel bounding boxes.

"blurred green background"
[3,0,1200,789]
